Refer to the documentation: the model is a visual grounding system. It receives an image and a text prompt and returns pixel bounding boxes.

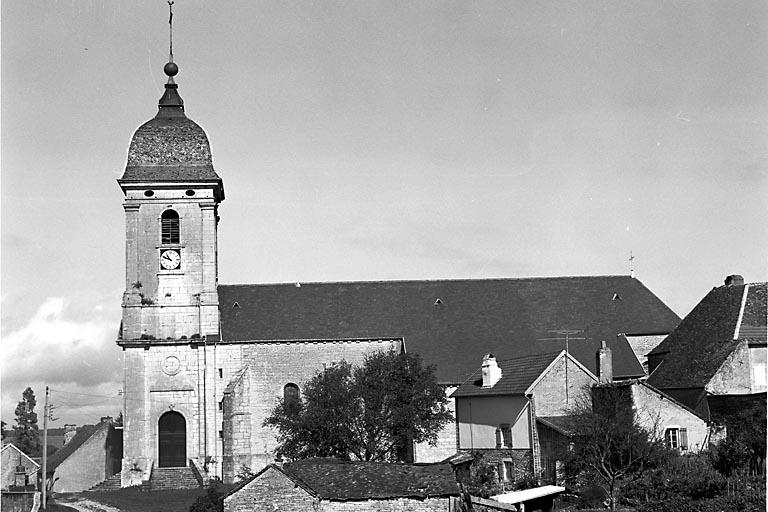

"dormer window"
[161,209,180,244]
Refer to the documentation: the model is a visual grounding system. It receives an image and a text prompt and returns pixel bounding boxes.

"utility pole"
[42,386,48,510]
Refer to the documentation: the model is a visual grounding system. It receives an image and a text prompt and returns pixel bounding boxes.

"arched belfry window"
[161,209,180,244]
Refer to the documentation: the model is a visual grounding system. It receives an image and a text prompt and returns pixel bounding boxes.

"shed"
[223,458,461,512]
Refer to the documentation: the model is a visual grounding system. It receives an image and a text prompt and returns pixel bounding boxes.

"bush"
[189,479,228,512]
[622,453,726,505]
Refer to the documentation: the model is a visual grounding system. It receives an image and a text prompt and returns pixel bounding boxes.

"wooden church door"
[158,411,186,467]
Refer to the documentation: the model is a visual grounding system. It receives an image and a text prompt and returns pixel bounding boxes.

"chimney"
[481,354,502,388]
[64,424,77,445]
[100,416,113,424]
[724,275,744,287]
[597,340,613,384]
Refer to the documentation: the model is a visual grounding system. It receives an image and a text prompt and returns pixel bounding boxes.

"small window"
[284,383,300,414]
[665,428,688,451]
[284,383,300,403]
[218,401,223,411]
[500,424,512,448]
[219,430,223,439]
[218,368,223,378]
[161,209,180,244]
[503,460,514,483]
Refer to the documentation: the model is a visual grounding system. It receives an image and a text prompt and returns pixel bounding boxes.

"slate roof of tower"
[452,351,571,397]
[218,276,680,384]
[120,75,223,194]
[261,459,460,500]
[648,282,767,390]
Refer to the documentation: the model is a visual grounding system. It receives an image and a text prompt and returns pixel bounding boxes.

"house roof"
[452,351,569,398]
[648,282,767,390]
[272,459,460,500]
[46,423,103,472]
[536,416,588,437]
[218,276,679,383]
[1,443,40,469]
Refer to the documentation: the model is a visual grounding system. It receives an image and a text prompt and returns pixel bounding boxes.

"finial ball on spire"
[164,62,179,77]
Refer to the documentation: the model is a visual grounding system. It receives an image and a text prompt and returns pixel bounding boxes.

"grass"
[53,488,208,512]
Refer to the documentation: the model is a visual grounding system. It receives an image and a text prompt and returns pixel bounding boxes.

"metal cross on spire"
[629,251,635,278]
[168,1,175,63]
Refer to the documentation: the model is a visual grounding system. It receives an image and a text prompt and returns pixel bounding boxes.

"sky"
[2,1,766,426]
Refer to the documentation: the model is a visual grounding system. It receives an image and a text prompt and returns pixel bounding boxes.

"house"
[453,343,709,485]
[223,458,461,512]
[1,444,39,490]
[452,350,599,484]
[45,418,122,493]
[647,276,767,420]
[591,379,709,453]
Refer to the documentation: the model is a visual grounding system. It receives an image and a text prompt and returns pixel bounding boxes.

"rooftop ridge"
[219,274,634,288]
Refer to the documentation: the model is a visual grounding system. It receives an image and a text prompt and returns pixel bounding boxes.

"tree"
[1,420,6,440]
[264,350,453,462]
[13,387,41,457]
[565,384,667,511]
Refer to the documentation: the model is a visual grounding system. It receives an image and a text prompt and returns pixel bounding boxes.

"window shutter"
[680,428,688,450]
[495,428,502,448]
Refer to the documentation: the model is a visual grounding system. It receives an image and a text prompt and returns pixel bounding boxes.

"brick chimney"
[597,340,613,384]
[724,275,744,287]
[64,424,77,445]
[481,354,502,388]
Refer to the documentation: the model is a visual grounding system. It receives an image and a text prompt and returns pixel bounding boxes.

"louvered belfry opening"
[161,209,180,244]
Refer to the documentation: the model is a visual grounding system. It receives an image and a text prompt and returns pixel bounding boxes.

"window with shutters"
[161,209,180,244]
[665,427,688,451]
[500,424,512,448]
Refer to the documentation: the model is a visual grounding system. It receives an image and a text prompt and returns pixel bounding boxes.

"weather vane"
[168,1,175,63]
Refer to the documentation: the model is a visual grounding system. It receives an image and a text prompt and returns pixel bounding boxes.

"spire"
[157,1,184,117]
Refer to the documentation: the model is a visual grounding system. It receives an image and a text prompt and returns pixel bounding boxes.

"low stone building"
[46,418,122,493]
[223,458,461,512]
[1,444,39,490]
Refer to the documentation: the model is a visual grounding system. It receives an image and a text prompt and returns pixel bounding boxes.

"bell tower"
[117,61,224,342]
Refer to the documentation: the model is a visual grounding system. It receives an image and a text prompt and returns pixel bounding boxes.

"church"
[116,58,681,486]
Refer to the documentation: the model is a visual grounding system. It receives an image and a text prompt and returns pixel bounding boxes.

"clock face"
[160,249,181,270]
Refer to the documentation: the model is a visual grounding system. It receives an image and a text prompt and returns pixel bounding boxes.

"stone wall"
[466,448,533,484]
[52,424,116,493]
[222,339,402,483]
[1,446,38,490]
[413,386,458,463]
[223,466,316,512]
[531,355,595,417]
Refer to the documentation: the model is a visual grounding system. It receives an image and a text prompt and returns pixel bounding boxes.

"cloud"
[1,297,122,424]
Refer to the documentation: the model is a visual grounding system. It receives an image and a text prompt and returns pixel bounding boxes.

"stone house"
[647,276,767,420]
[45,419,122,493]
[453,345,709,485]
[591,379,709,453]
[452,351,599,484]
[223,458,461,512]
[1,444,39,490]
[114,51,682,486]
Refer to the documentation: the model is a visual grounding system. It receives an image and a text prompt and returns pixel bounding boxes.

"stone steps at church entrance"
[149,466,202,490]
[87,472,122,492]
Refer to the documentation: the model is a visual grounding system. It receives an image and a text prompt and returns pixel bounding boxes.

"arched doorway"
[158,411,186,467]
